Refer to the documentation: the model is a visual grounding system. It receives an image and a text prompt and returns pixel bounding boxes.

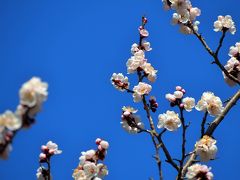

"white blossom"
[0,110,22,131]
[19,77,48,108]
[195,92,224,116]
[142,63,157,82]
[195,135,218,162]
[142,41,152,51]
[182,97,195,112]
[132,82,152,102]
[214,15,236,34]
[157,111,181,131]
[228,42,240,58]
[186,163,213,180]
[126,50,146,73]
[46,141,62,155]
[222,57,240,86]
[111,73,130,91]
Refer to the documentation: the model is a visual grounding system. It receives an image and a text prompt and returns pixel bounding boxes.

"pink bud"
[95,138,102,145]
[176,86,182,91]
[41,145,48,152]
[180,103,184,108]
[181,89,186,94]
[100,141,109,150]
[39,153,47,160]
[98,145,103,151]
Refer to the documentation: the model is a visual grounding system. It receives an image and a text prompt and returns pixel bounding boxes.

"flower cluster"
[214,15,236,35]
[37,141,62,180]
[72,138,109,180]
[121,106,144,134]
[195,135,217,162]
[111,73,130,91]
[165,86,195,112]
[0,77,48,159]
[195,92,223,116]
[162,0,201,34]
[157,110,181,131]
[223,42,240,86]
[186,163,213,180]
[126,18,157,82]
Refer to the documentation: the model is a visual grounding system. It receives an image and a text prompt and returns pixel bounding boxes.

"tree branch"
[181,89,240,177]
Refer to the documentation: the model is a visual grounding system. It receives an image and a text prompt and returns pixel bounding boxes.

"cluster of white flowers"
[73,138,109,180]
[158,110,181,131]
[214,15,236,35]
[222,42,240,86]
[37,141,62,179]
[111,73,130,91]
[133,82,152,102]
[127,45,157,82]
[126,18,157,82]
[165,86,195,112]
[186,163,213,180]
[39,141,62,162]
[0,77,48,159]
[195,92,223,116]
[162,0,201,34]
[195,135,217,162]
[121,106,144,134]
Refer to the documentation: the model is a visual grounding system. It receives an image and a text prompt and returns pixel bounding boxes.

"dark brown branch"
[177,107,187,180]
[201,111,208,137]
[189,25,240,85]
[181,89,240,177]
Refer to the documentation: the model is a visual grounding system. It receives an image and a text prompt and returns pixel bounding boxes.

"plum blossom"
[195,92,224,116]
[182,97,195,112]
[186,163,213,180]
[157,110,181,131]
[45,141,62,155]
[0,110,22,131]
[73,139,109,180]
[19,77,48,108]
[142,63,157,82]
[121,106,144,133]
[214,15,236,34]
[142,41,152,51]
[195,135,218,162]
[228,42,240,59]
[126,50,146,74]
[132,82,152,102]
[111,73,130,91]
[222,57,240,86]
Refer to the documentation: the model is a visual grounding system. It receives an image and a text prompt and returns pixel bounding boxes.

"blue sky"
[0,0,240,179]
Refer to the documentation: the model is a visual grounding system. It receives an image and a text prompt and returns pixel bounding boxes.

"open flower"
[157,111,181,131]
[195,135,217,162]
[142,63,157,82]
[222,57,240,86]
[186,163,213,180]
[121,106,144,134]
[182,97,195,112]
[19,77,48,108]
[214,15,236,34]
[0,110,22,131]
[45,141,62,155]
[111,73,130,91]
[132,82,152,102]
[126,50,146,73]
[195,92,223,116]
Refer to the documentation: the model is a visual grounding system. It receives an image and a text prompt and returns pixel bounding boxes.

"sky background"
[0,0,240,179]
